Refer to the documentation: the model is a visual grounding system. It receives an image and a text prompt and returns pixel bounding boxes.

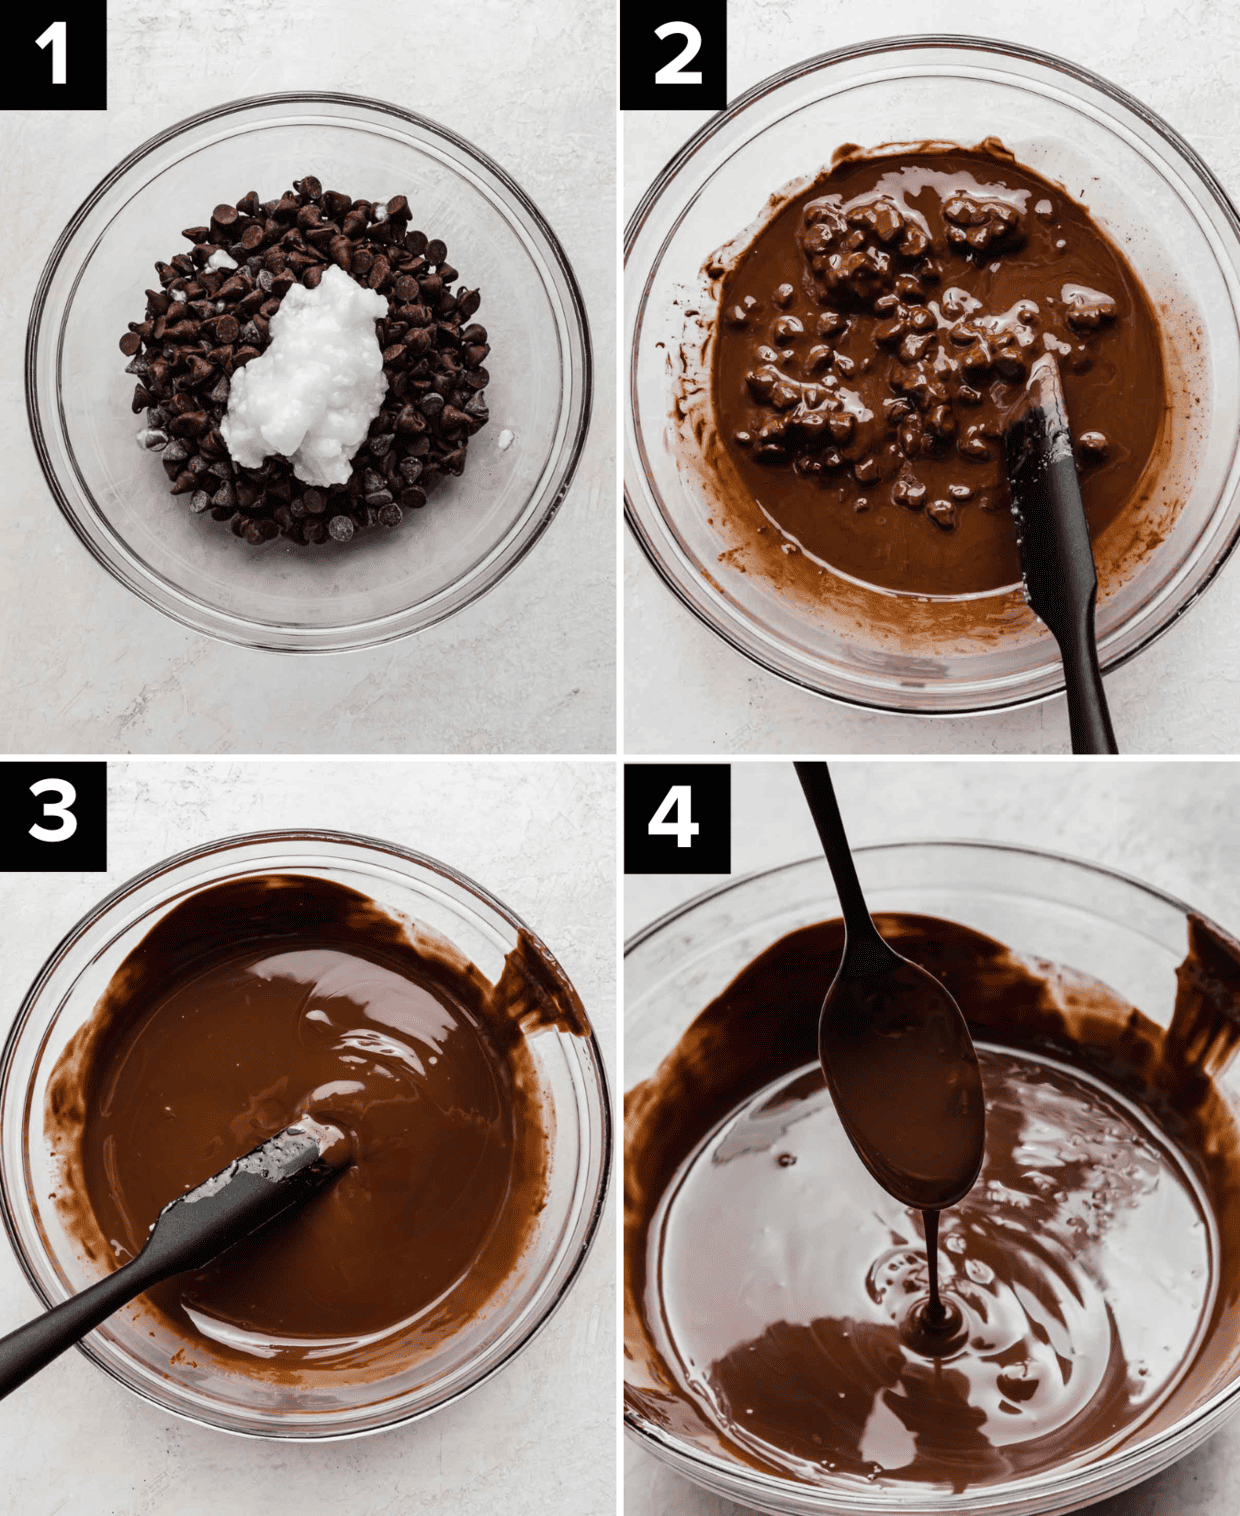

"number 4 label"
[624,764,730,875]
[648,784,700,848]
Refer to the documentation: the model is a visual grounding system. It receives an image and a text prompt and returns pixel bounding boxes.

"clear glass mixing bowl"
[28,93,592,652]
[625,37,1240,714]
[625,842,1240,1513]
[1,830,611,1438]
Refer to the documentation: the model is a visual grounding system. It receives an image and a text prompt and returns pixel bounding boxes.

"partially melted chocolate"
[711,144,1167,594]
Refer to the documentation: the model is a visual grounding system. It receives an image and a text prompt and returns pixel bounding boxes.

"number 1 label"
[36,20,66,84]
[6,6,105,111]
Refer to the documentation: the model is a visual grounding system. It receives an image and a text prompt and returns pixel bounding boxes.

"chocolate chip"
[328,514,355,542]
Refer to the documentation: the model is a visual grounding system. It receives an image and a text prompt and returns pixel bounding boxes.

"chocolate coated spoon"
[794,762,986,1321]
[0,1117,350,1401]
[1002,353,1118,755]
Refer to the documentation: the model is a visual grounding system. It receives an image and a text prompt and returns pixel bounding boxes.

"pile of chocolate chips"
[119,175,491,546]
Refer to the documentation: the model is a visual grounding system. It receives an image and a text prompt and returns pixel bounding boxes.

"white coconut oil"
[220,265,389,487]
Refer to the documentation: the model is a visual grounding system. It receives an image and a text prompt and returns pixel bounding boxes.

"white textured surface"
[0,760,616,1515]
[624,0,1240,754]
[625,758,1240,1512]
[1,0,615,754]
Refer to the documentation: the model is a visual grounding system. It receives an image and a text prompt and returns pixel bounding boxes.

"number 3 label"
[653,21,702,85]
[649,784,700,848]
[29,778,78,842]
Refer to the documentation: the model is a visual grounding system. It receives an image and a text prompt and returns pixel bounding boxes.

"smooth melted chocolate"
[47,874,585,1379]
[625,914,1240,1492]
[711,144,1167,594]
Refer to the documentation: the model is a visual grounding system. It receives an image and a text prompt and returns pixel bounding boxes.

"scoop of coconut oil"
[220,265,389,487]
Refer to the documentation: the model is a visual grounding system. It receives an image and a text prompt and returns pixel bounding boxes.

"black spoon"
[1002,353,1118,754]
[0,1117,350,1401]
[794,762,985,1323]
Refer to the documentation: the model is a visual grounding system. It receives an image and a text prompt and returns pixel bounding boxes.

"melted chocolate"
[625,913,1240,1492]
[711,144,1167,595]
[47,874,585,1379]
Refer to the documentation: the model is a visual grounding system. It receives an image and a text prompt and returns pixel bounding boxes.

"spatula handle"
[0,1258,154,1402]
[1060,605,1118,755]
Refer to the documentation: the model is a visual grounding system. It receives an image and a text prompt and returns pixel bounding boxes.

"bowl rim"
[26,90,594,655]
[623,838,1240,1509]
[623,33,1240,718]
[0,826,613,1441]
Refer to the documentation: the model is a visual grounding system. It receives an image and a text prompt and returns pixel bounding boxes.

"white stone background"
[625,757,1240,1513]
[623,0,1240,755]
[1,0,615,755]
[0,760,616,1516]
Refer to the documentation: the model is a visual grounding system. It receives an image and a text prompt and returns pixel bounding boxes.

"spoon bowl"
[819,952,986,1211]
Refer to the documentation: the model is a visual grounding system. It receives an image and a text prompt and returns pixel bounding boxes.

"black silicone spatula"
[1002,353,1118,754]
[0,1117,350,1401]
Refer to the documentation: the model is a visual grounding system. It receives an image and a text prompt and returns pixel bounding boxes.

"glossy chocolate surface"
[625,913,1240,1491]
[47,873,583,1378]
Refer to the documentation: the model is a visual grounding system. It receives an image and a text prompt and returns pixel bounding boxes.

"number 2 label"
[653,21,703,85]
[648,784,700,848]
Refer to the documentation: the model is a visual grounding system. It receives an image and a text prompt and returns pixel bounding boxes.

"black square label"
[624,763,730,874]
[6,0,108,111]
[1,763,108,872]
[620,0,727,112]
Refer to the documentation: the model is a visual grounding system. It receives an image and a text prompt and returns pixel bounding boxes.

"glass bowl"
[625,842,1240,1513]
[625,37,1240,715]
[27,93,592,653]
[0,830,611,1438]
